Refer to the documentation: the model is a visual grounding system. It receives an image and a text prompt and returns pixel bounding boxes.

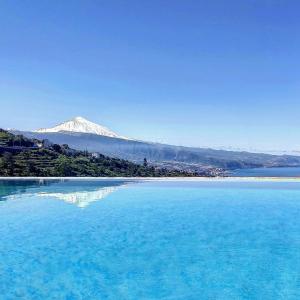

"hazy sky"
[0,1,299,151]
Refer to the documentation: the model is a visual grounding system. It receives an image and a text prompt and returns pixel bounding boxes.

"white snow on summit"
[35,116,127,139]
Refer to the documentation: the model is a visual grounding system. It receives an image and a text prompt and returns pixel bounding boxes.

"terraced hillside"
[0,129,196,177]
[17,130,300,172]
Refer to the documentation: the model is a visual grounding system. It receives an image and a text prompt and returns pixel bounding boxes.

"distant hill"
[0,129,195,177]
[14,130,300,172]
[10,116,300,172]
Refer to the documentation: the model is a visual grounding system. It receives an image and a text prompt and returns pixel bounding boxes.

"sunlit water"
[1,179,300,299]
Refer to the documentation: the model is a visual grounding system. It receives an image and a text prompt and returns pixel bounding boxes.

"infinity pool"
[1,179,300,299]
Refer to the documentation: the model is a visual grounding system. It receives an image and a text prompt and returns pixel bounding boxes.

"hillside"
[15,130,300,172]
[0,129,197,177]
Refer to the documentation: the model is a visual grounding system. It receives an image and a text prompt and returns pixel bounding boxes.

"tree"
[52,144,62,153]
[143,158,148,167]
[0,157,5,175]
[24,152,36,175]
[54,155,74,176]
[2,152,14,176]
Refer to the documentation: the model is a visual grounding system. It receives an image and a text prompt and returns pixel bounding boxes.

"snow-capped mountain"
[35,116,127,139]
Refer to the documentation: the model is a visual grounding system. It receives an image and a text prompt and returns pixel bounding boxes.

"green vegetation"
[0,130,36,147]
[0,129,195,177]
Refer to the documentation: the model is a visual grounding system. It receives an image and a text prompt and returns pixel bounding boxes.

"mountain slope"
[0,129,193,177]
[11,117,300,172]
[14,130,300,171]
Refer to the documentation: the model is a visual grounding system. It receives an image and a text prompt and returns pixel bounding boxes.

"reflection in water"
[0,179,59,201]
[37,185,122,208]
[0,179,132,207]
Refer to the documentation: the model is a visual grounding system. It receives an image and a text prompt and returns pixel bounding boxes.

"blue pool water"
[1,179,300,299]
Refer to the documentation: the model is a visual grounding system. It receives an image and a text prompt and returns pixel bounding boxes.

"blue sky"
[0,1,299,151]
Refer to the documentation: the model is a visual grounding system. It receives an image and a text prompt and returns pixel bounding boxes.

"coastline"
[1,176,300,182]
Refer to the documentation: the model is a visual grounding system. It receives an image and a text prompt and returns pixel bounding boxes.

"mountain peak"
[35,116,126,139]
[73,116,88,122]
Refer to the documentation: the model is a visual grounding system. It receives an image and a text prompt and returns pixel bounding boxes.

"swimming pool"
[1,179,300,299]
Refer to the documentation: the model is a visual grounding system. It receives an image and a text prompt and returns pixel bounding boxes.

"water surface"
[1,179,300,299]
[230,166,300,177]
